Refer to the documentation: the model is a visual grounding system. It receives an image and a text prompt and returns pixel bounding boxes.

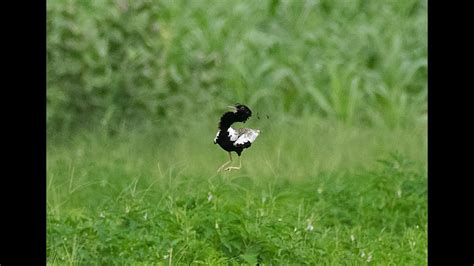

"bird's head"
[228,103,252,123]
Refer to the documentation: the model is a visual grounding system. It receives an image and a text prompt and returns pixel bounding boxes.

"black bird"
[214,104,260,172]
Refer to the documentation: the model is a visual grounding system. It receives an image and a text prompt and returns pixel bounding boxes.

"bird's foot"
[224,166,241,172]
[217,161,232,172]
[217,165,230,172]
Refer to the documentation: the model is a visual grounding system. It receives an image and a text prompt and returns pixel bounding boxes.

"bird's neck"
[218,111,237,130]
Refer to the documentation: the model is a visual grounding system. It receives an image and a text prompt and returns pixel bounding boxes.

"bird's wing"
[227,127,239,141]
[213,130,220,143]
[234,128,260,147]
[214,128,239,143]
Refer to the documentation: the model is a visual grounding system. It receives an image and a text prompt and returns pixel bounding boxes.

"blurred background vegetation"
[47,0,427,137]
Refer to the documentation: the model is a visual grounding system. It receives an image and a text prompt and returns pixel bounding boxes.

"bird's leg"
[225,156,242,171]
[217,152,232,172]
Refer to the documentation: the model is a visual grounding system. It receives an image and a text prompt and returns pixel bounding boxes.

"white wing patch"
[213,130,220,143]
[214,127,240,143]
[227,127,239,142]
[234,128,260,146]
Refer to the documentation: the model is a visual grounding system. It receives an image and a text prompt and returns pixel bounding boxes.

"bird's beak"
[227,105,237,112]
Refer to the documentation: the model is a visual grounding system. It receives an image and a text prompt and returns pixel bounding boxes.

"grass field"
[47,119,427,264]
[47,0,427,264]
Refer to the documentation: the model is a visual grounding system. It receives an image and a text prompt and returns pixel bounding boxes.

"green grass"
[47,119,427,264]
[47,0,427,263]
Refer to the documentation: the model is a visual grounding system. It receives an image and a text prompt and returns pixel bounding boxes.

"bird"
[214,104,260,172]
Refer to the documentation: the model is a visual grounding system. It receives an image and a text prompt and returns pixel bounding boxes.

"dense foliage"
[47,0,427,134]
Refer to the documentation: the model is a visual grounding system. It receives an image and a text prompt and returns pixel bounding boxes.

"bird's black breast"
[215,130,244,156]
